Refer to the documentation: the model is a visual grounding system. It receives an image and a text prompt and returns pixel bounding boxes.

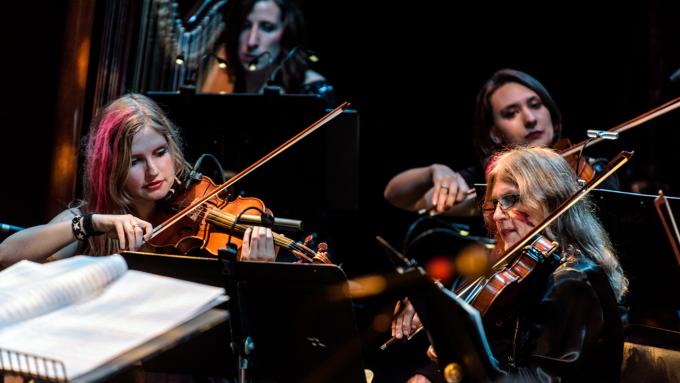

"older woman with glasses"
[393,147,627,383]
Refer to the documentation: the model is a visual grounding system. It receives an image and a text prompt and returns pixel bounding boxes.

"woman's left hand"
[240,226,276,262]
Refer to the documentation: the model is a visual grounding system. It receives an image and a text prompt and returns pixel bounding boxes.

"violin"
[464,235,560,324]
[146,175,328,262]
[143,101,350,263]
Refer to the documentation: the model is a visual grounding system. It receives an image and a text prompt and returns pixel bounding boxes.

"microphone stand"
[261,46,307,96]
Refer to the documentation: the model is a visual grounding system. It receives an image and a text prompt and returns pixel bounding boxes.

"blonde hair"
[484,147,628,301]
[81,94,189,255]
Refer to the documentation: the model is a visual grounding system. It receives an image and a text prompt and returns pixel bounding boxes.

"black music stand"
[146,92,360,214]
[589,189,680,331]
[397,267,505,383]
[220,252,366,383]
[120,251,236,377]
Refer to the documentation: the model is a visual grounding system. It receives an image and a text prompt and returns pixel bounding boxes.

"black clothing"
[500,256,623,382]
[459,163,486,188]
[418,256,623,382]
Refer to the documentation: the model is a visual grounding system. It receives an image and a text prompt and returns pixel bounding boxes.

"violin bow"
[654,190,680,267]
[456,150,633,302]
[419,97,680,218]
[560,96,680,157]
[151,101,351,239]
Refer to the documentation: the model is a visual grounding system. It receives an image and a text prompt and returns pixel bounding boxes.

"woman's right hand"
[391,299,422,339]
[92,214,153,251]
[429,164,470,213]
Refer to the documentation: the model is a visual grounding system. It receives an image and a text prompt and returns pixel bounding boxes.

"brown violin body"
[147,175,267,256]
[465,236,561,325]
[145,175,330,263]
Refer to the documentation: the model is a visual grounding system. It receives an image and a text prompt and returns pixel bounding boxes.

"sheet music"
[0,256,226,380]
[0,255,127,328]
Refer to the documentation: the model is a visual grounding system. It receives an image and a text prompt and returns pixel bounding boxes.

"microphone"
[237,213,303,232]
[586,129,619,140]
[670,66,680,82]
[0,223,24,233]
[262,46,318,95]
[246,51,272,72]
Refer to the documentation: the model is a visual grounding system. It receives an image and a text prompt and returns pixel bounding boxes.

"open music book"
[0,254,227,382]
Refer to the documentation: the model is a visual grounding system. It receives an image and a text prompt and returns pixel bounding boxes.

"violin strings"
[206,208,298,249]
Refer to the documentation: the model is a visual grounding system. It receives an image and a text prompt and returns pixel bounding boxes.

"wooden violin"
[145,174,328,262]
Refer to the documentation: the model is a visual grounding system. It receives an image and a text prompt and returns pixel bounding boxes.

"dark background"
[2,1,680,380]
[4,1,680,248]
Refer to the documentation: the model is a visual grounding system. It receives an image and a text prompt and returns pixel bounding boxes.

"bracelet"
[71,215,87,241]
[82,213,103,236]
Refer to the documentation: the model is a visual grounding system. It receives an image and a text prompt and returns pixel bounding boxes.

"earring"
[490,131,502,144]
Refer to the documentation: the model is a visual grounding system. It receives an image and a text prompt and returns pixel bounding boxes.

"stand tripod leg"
[238,336,255,383]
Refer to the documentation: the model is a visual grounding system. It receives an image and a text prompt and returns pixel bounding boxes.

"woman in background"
[202,0,336,106]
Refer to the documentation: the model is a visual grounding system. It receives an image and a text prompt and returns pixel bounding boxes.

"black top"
[500,256,623,382]
[418,256,623,382]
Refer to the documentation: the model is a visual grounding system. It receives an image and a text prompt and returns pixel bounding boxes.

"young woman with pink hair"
[0,94,274,266]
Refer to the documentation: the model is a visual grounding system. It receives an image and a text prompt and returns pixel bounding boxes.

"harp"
[92,0,228,107]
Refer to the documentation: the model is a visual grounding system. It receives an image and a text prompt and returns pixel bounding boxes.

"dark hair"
[223,0,310,92]
[473,69,563,159]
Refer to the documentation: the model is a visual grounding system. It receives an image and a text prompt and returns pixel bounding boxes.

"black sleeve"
[508,266,616,382]
[458,164,485,187]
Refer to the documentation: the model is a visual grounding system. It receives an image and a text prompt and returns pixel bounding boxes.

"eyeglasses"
[482,193,520,213]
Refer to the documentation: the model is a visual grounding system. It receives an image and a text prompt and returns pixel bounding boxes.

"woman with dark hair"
[0,94,275,266]
[394,147,627,382]
[384,69,568,215]
[472,69,562,160]
[202,0,336,106]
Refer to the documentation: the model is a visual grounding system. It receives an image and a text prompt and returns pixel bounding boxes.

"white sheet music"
[0,255,226,380]
[0,255,127,328]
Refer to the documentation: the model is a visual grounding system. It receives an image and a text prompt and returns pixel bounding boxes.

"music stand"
[120,251,236,377]
[589,189,680,331]
[395,267,505,383]
[146,92,360,214]
[220,254,366,383]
